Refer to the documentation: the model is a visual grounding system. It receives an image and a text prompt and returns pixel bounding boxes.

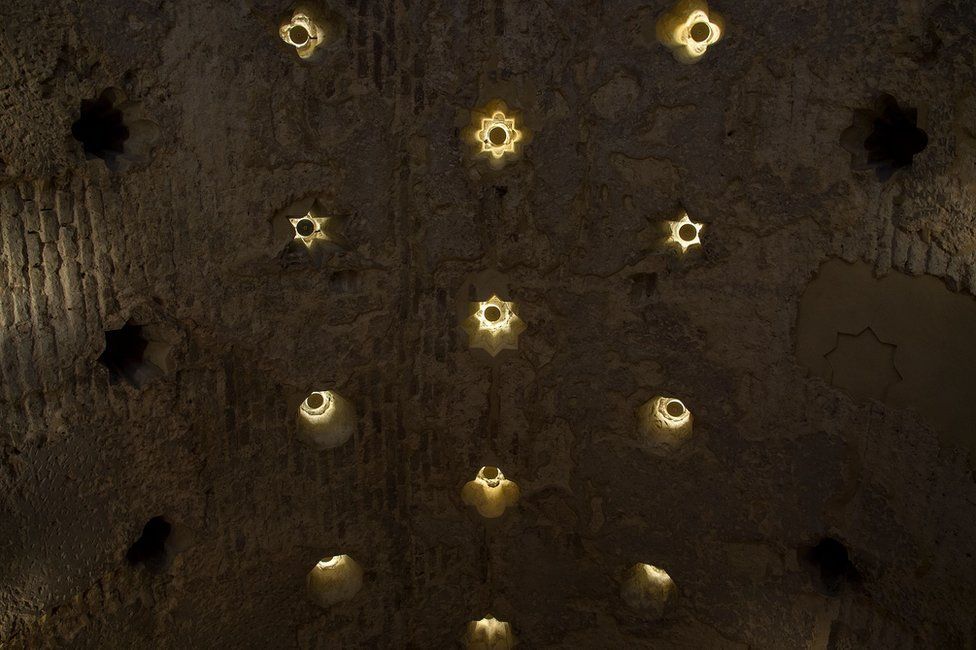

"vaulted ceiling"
[1,0,975,647]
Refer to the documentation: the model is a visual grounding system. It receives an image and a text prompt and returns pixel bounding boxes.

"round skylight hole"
[290,25,310,45]
[488,125,509,146]
[296,218,316,237]
[666,400,686,418]
[306,392,325,410]
[690,22,711,43]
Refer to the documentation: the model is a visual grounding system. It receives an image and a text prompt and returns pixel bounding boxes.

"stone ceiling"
[1,0,975,647]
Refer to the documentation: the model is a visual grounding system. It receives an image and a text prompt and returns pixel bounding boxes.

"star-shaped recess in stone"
[825,327,902,401]
[289,213,329,248]
[477,110,523,159]
[841,94,929,183]
[279,12,325,60]
[462,294,526,357]
[668,212,703,253]
[657,1,725,64]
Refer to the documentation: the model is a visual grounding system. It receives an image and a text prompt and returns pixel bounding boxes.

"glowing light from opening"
[639,395,694,449]
[280,13,325,59]
[463,294,526,357]
[466,101,527,169]
[621,563,677,617]
[301,390,334,420]
[656,397,691,429]
[290,213,329,248]
[306,554,363,608]
[297,390,357,450]
[667,212,703,253]
[316,555,340,569]
[657,1,724,63]
[461,466,520,518]
[478,112,522,159]
[464,614,516,649]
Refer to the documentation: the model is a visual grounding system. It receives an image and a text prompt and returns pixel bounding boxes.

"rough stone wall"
[1,0,975,647]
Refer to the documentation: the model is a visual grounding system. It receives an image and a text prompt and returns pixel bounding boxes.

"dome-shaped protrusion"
[297,390,357,450]
[620,563,677,619]
[638,395,694,449]
[306,554,363,608]
[656,0,725,64]
[461,466,520,519]
[464,614,516,649]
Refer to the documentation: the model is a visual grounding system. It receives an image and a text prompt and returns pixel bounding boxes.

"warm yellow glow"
[297,390,357,450]
[307,554,363,608]
[638,395,694,448]
[478,112,522,159]
[316,555,341,569]
[464,614,516,649]
[279,13,325,59]
[657,0,724,63]
[655,397,691,429]
[289,213,329,248]
[463,294,526,357]
[667,212,703,253]
[621,563,677,616]
[466,101,527,168]
[461,466,520,518]
[640,563,674,587]
[300,390,334,420]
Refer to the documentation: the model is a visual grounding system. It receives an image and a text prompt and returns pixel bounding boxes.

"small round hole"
[488,125,509,146]
[690,22,711,43]
[482,466,499,479]
[666,400,685,417]
[678,224,698,242]
[483,306,502,322]
[306,392,325,409]
[290,25,310,46]
[296,218,316,237]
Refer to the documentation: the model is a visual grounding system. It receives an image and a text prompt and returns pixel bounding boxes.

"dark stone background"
[1,0,975,647]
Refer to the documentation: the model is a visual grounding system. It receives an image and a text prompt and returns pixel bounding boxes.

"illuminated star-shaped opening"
[477,111,522,159]
[676,10,722,58]
[657,2,725,64]
[463,294,526,357]
[668,212,703,253]
[289,213,330,248]
[279,13,325,59]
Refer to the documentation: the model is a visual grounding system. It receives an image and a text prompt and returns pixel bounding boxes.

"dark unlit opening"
[126,516,172,572]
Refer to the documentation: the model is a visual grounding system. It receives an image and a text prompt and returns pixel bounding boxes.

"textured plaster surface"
[1,0,976,647]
